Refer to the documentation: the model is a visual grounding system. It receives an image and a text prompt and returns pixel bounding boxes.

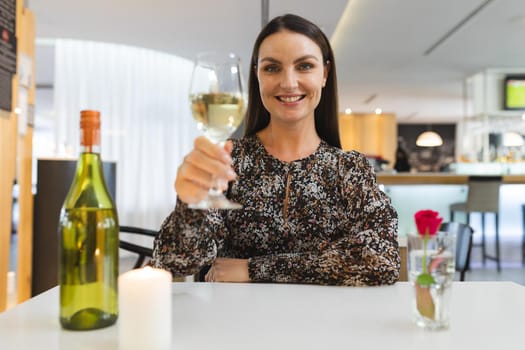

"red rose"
[414,210,443,237]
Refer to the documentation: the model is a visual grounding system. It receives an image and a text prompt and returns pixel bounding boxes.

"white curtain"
[54,39,199,230]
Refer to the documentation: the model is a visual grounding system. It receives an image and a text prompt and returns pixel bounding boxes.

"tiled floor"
[461,238,525,284]
[466,266,525,284]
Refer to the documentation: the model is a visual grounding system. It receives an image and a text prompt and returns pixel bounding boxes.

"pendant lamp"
[416,131,443,147]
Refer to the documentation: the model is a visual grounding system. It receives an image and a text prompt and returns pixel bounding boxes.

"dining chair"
[119,225,158,269]
[440,222,475,281]
[449,175,502,271]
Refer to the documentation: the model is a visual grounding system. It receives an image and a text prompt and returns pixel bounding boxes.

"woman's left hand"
[205,258,250,283]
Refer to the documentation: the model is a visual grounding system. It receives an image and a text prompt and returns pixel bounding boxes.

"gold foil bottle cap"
[80,110,101,147]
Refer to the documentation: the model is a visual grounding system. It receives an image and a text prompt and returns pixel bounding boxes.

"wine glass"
[188,52,246,209]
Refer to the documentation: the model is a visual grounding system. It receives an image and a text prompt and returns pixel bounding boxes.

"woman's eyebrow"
[259,55,320,65]
[259,57,280,64]
[293,55,319,64]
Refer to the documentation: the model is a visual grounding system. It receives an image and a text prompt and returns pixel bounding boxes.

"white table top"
[1,281,524,350]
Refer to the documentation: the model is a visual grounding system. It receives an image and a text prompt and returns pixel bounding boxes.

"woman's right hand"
[175,136,237,204]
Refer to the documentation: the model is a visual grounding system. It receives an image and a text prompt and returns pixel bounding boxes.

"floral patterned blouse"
[151,135,400,286]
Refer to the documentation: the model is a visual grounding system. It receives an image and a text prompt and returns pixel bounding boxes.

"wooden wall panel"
[378,114,397,167]
[339,113,397,168]
[0,0,34,311]
[0,113,17,312]
[15,7,35,304]
[339,114,359,151]
[0,0,20,313]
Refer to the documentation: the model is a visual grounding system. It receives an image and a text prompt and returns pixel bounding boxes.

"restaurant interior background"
[3,0,525,310]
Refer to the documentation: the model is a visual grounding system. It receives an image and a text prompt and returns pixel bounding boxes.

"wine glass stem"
[210,140,229,193]
[211,176,228,194]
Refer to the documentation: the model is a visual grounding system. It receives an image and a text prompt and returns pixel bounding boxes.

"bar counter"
[377,172,525,185]
[376,172,525,238]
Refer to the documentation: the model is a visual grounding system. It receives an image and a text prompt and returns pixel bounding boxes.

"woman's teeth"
[278,96,303,103]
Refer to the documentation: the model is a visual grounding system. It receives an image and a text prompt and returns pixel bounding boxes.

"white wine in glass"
[189,52,246,209]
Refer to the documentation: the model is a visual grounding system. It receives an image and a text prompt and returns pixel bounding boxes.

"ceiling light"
[375,108,382,115]
[416,131,443,147]
[502,132,524,147]
[345,108,352,114]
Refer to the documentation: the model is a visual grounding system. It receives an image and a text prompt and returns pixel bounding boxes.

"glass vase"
[408,231,456,330]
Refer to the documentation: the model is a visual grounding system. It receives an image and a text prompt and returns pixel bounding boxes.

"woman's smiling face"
[256,30,328,125]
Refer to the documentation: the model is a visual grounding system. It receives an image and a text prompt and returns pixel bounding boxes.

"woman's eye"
[298,62,314,71]
[262,65,280,73]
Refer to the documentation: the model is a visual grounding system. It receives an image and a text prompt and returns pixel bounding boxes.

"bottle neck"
[80,144,101,154]
[77,126,105,198]
[80,127,101,154]
[77,126,103,187]
[67,145,114,209]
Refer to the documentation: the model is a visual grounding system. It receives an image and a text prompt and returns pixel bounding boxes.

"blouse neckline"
[252,134,325,168]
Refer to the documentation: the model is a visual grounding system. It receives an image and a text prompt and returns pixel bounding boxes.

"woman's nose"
[280,68,298,90]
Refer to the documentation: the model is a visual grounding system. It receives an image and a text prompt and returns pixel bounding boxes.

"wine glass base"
[189,195,242,210]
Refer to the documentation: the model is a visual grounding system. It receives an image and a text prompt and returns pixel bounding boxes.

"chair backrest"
[440,222,474,275]
[465,176,502,213]
[119,225,158,269]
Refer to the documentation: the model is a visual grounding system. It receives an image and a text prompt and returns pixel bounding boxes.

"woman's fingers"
[175,165,211,203]
[223,140,234,154]
[175,136,237,204]
[194,136,233,165]
[184,147,236,182]
[179,155,213,187]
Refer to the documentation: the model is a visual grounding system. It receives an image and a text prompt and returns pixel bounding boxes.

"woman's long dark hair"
[243,14,341,148]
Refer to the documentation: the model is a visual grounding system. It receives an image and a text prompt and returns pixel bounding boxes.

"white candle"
[118,267,172,350]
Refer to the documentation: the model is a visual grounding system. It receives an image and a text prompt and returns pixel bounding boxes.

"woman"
[151,14,400,285]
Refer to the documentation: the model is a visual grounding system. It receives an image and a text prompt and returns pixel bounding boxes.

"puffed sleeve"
[248,152,400,286]
[150,199,222,277]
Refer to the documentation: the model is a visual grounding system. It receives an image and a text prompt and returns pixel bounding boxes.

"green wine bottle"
[58,110,119,330]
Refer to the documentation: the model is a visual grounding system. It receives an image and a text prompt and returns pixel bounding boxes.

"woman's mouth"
[276,95,305,103]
